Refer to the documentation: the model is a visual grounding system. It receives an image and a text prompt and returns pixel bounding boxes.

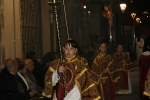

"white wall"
[0,0,22,69]
[41,0,51,55]
[0,0,58,70]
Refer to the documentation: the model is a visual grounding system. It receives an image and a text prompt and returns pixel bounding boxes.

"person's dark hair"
[117,44,123,47]
[26,51,37,60]
[5,58,17,68]
[144,35,150,52]
[63,38,82,55]
[63,38,78,48]
[77,44,82,55]
[146,35,150,43]
[42,52,60,65]
[116,44,124,48]
[146,40,150,51]
[99,42,107,47]
[15,58,25,70]
[137,33,141,42]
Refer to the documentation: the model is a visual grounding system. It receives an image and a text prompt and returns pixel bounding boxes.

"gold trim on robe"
[94,96,101,100]
[42,56,101,100]
[90,53,116,100]
[112,51,134,92]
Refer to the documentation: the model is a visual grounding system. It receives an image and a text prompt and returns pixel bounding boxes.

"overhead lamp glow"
[120,4,127,13]
[136,18,140,23]
[143,11,148,14]
[83,5,86,9]
[131,13,136,19]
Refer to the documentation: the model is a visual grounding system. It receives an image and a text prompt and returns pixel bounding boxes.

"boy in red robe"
[90,42,116,100]
[42,39,100,100]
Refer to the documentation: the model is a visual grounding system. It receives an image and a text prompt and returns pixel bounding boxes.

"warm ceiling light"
[120,4,127,13]
[83,5,86,9]
[143,11,149,14]
[136,18,140,23]
[140,21,141,23]
[131,13,136,19]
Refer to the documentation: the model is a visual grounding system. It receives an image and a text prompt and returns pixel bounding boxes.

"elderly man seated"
[0,58,31,100]
[19,59,43,94]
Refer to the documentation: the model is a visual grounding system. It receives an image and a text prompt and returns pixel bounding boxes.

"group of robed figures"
[41,38,134,100]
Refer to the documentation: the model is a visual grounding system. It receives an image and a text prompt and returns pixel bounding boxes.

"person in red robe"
[90,42,116,100]
[42,38,100,100]
[140,39,150,100]
[112,44,134,94]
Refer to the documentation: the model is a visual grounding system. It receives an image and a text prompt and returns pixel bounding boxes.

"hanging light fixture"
[136,18,140,23]
[83,5,86,9]
[143,11,148,14]
[131,13,136,19]
[120,3,127,13]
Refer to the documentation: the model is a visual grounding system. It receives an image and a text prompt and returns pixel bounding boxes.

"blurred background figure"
[139,37,150,100]
[112,44,133,94]
[23,59,43,94]
[90,42,116,100]
[135,34,144,62]
[41,52,59,70]
[143,35,150,52]
[26,51,45,88]
[0,58,31,100]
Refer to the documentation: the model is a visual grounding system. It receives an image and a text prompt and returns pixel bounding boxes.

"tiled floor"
[116,66,140,100]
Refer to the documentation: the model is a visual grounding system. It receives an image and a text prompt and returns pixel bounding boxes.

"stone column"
[0,0,22,69]
[41,0,51,55]
[14,0,22,58]
[1,0,21,58]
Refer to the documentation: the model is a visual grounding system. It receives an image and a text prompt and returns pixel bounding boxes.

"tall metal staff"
[48,0,67,96]
[62,0,69,39]
[48,0,62,63]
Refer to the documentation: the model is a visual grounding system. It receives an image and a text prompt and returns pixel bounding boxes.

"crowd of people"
[0,51,58,100]
[0,35,150,100]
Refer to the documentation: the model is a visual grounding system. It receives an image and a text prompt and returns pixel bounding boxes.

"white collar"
[142,51,150,56]
[10,71,15,75]
[100,53,105,57]
[17,72,29,90]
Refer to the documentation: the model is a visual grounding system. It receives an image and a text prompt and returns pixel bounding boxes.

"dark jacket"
[0,68,30,100]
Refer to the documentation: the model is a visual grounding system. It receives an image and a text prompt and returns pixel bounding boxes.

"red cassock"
[90,54,116,100]
[112,52,133,93]
[42,56,101,100]
[139,54,150,99]
[55,68,74,100]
